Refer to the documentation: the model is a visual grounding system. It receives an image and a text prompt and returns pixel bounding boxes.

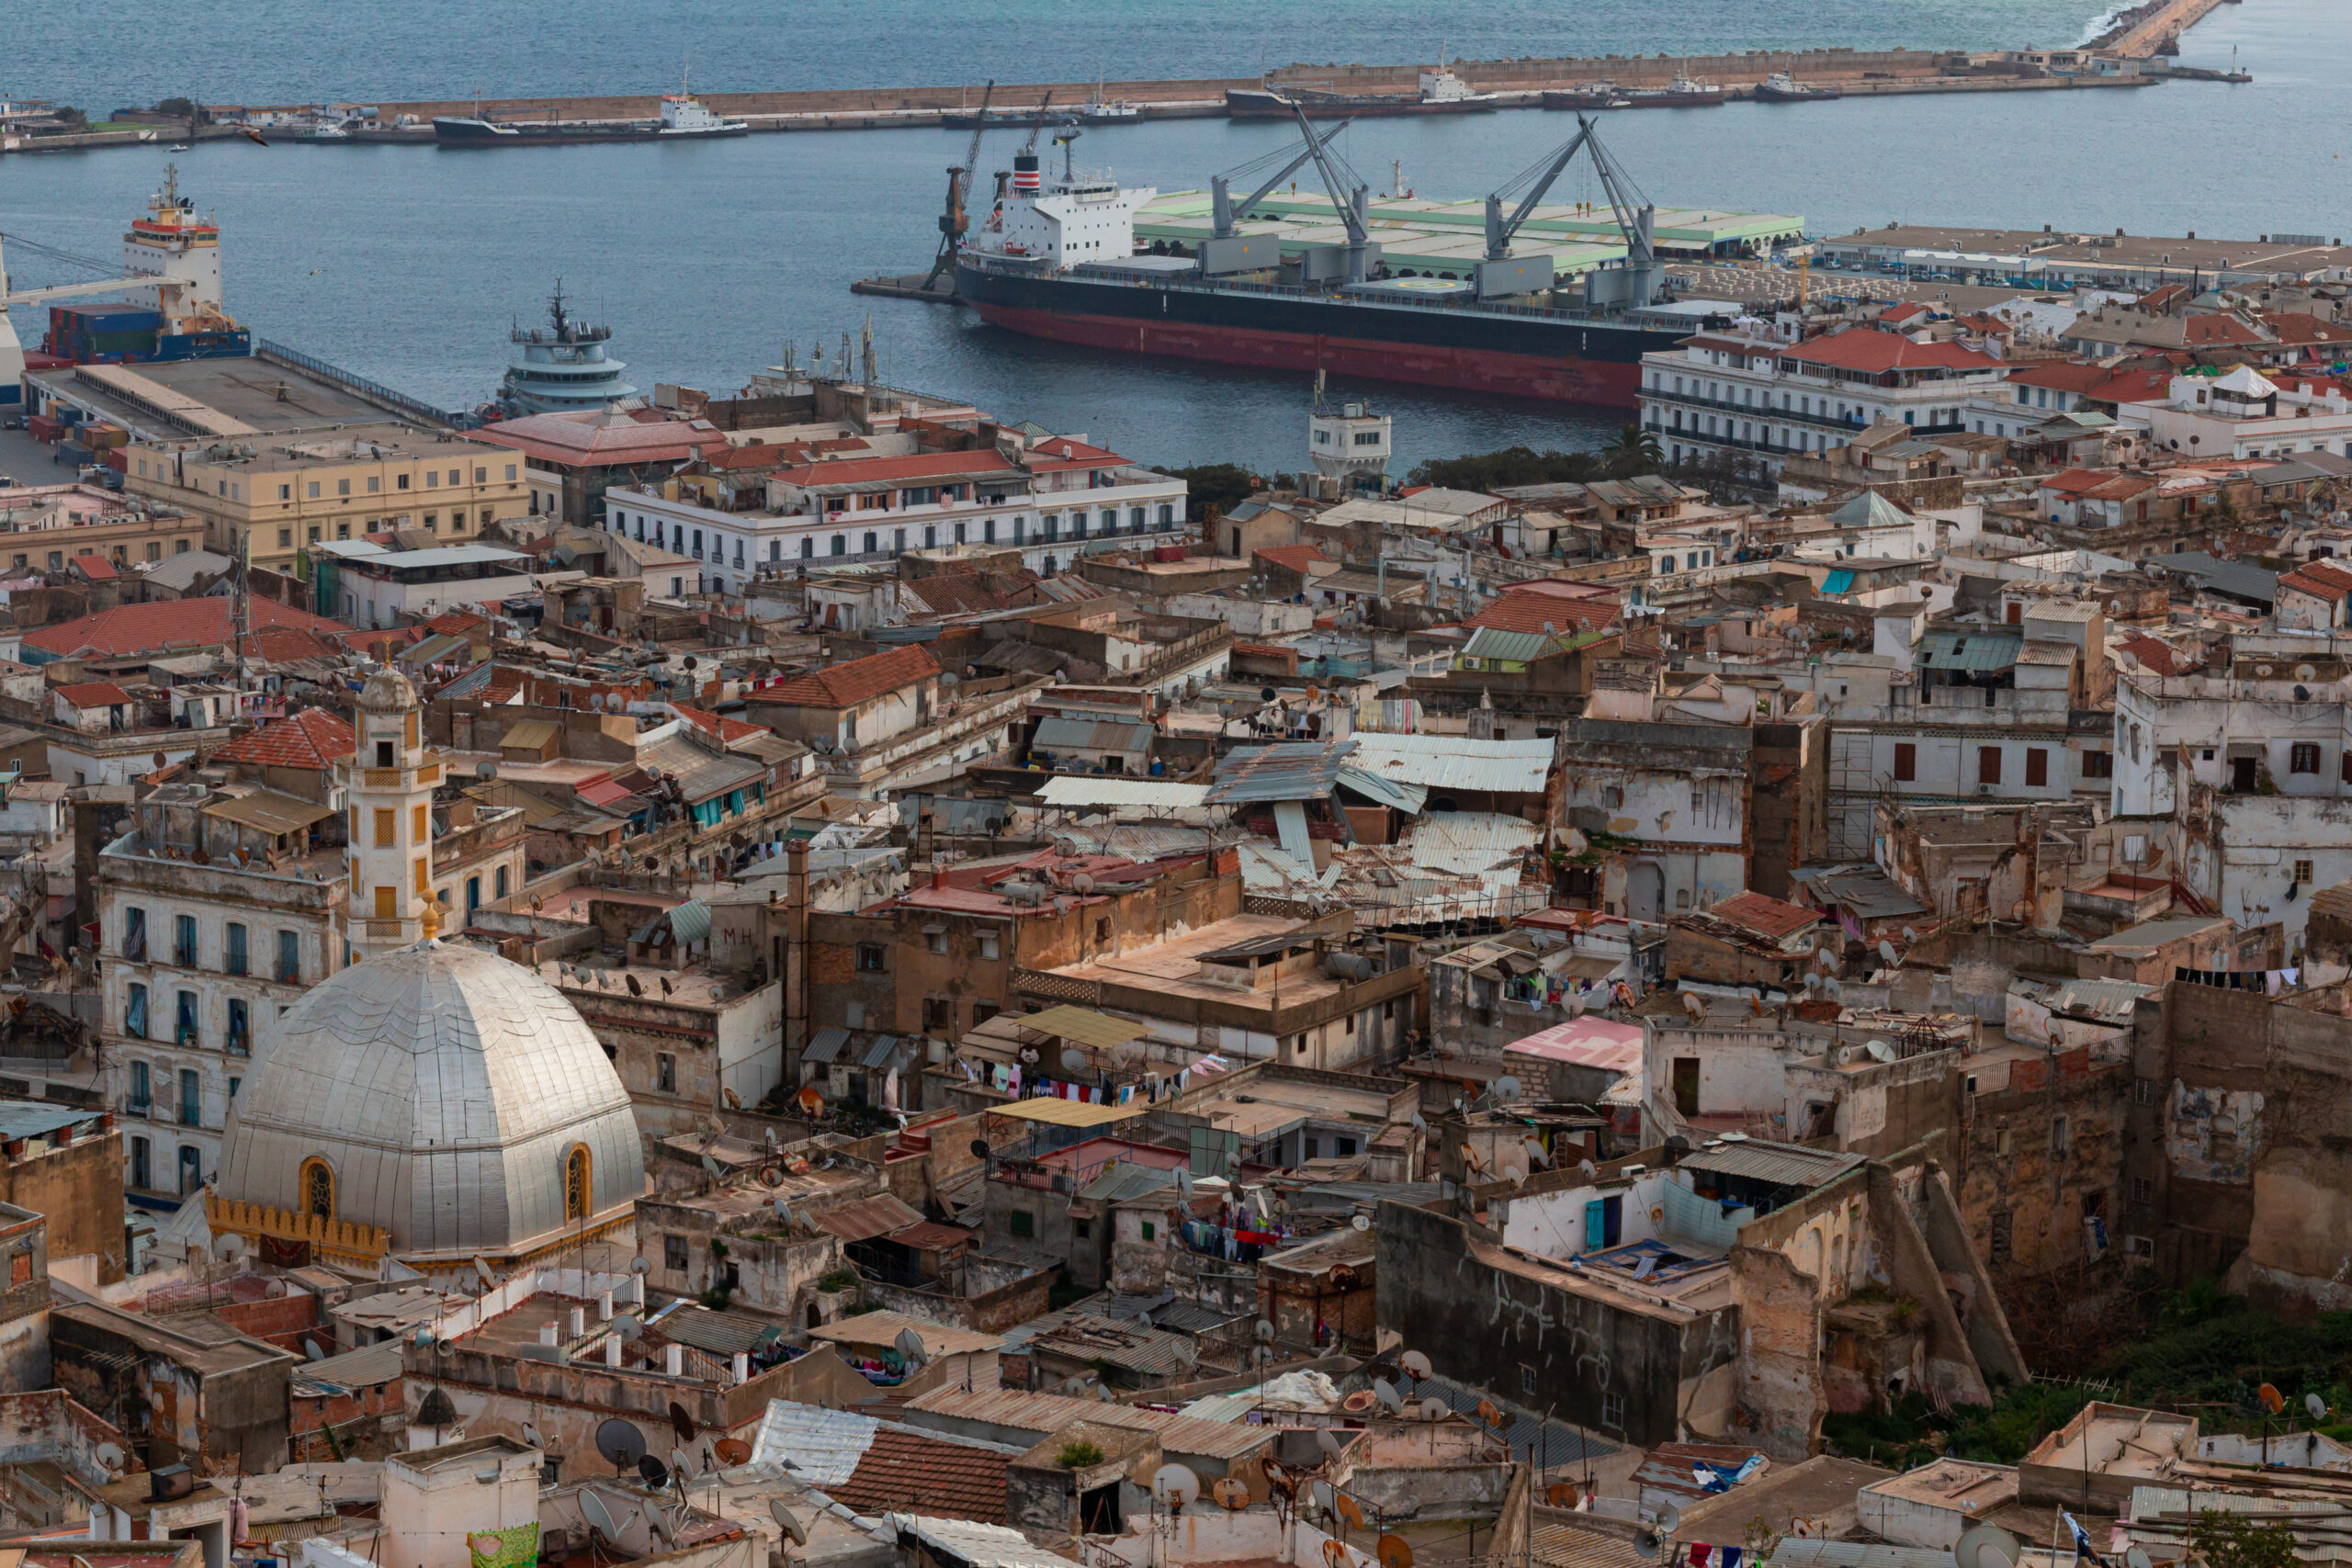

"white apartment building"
[1639,327,2010,474]
[604,435,1188,592]
[2120,365,2352,463]
[2112,632,2352,951]
[97,785,347,1208]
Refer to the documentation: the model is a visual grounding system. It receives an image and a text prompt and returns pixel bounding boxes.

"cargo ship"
[1227,67,1500,118]
[435,78,748,144]
[949,121,1744,409]
[39,167,250,365]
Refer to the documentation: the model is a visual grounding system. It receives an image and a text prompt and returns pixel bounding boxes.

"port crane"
[922,78,994,290]
[1482,114,1661,307]
[1207,115,1353,237]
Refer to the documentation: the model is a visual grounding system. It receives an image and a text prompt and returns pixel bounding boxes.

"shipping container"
[26,415,61,443]
[57,440,93,465]
[105,448,129,472]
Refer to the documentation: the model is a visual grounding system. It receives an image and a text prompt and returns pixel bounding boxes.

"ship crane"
[922,77,995,290]
[1208,116,1352,238]
[1282,98,1373,284]
[1478,114,1660,308]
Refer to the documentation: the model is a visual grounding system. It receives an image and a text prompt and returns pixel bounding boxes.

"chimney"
[599,1289,615,1321]
[605,1337,623,1368]
[665,1343,685,1377]
[733,1351,751,1384]
[569,1306,587,1337]
[538,1322,559,1348]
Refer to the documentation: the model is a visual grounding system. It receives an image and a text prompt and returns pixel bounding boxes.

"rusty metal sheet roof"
[1673,1140,1862,1190]
[1205,739,1357,805]
[806,1193,926,1241]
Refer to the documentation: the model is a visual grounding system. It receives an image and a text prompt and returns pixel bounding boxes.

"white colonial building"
[1639,326,2009,473]
[603,434,1188,592]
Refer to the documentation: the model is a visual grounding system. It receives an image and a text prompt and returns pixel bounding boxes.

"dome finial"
[419,901,441,941]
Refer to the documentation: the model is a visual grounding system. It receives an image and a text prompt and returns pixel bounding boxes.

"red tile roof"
[24,596,345,660]
[671,703,768,744]
[209,707,356,770]
[1253,545,1332,573]
[2182,314,2268,347]
[467,410,721,468]
[2280,560,2352,603]
[755,645,939,709]
[772,450,1019,489]
[1467,585,1622,636]
[1708,890,1822,942]
[2116,633,2192,675]
[425,611,493,637]
[1782,330,2002,374]
[70,554,118,581]
[825,1427,1010,1523]
[1026,435,1128,471]
[53,680,132,709]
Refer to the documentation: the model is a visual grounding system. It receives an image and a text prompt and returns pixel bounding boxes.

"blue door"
[1584,1201,1607,1249]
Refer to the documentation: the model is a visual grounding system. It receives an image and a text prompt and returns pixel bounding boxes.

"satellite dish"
[523,1424,545,1450]
[1577,1159,1598,1178]
[1351,1213,1372,1232]
[1174,1338,1200,1368]
[1500,1162,1528,1187]
[1418,1398,1450,1422]
[1311,1480,1338,1517]
[1255,1318,1276,1341]
[2311,1393,2331,1420]
[630,1255,651,1275]
[1523,1138,1549,1168]
[701,1154,724,1180]
[1651,1503,1680,1535]
[1060,1047,1091,1075]
[1493,1075,1522,1101]
[594,1419,649,1472]
[474,1256,496,1288]
[772,1502,808,1545]
[1374,1379,1405,1413]
[1409,1112,1428,1134]
[714,1436,752,1467]
[580,1490,621,1542]
[671,1400,699,1441]
[2260,1382,2287,1415]
[2125,1552,2151,1568]
[640,1454,671,1489]
[1545,1482,1580,1508]
[1153,1464,1202,1511]
[1317,1428,1344,1459]
[895,1326,928,1362]
[1377,1538,1415,1568]
[775,1200,795,1226]
[616,1316,644,1341]
[95,1441,125,1472]
[1955,1524,2022,1568]
[970,1138,990,1159]
[1344,1390,1378,1414]
[1253,1345,1275,1367]
[302,1337,326,1362]
[1399,1349,1431,1381]
[1214,1478,1251,1511]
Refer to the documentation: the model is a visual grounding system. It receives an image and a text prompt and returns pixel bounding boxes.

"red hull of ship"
[967,304,1645,409]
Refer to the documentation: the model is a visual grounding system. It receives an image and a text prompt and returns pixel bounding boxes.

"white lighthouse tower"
[338,670,443,963]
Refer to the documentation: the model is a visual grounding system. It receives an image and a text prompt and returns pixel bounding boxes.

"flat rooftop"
[34,356,401,439]
[1038,912,1340,1010]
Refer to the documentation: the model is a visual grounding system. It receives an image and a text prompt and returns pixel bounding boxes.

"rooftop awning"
[988,1097,1149,1128]
[1016,1005,1149,1050]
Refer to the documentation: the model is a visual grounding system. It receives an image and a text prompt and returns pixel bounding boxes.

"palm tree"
[1601,423,1663,479]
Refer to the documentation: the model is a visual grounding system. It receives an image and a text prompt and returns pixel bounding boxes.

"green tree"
[2188,1509,2299,1568]
[1600,423,1664,479]
[1166,463,1259,519]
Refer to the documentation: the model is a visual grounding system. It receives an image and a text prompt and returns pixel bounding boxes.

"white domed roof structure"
[214,941,643,1264]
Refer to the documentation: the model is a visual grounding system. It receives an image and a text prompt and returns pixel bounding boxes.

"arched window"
[300,1156,335,1219]
[564,1145,593,1223]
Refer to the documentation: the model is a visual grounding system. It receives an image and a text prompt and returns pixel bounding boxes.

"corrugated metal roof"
[803,1026,850,1064]
[1674,1141,1863,1190]
[1335,764,1428,815]
[500,718,561,751]
[1345,732,1554,795]
[640,732,766,804]
[1462,626,1570,663]
[1915,630,2022,671]
[886,1515,1085,1568]
[1033,716,1156,754]
[1206,739,1358,804]
[1078,1162,1178,1204]
[1403,812,1542,874]
[662,1305,786,1355]
[291,1338,403,1393]
[902,1386,1273,1460]
[751,1400,877,1483]
[807,1193,926,1241]
[670,897,713,947]
[1036,777,1212,811]
[1031,1314,1211,1377]
[200,790,337,836]
[858,1032,905,1069]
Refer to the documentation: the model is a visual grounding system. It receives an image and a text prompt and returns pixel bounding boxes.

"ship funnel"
[1012,152,1041,196]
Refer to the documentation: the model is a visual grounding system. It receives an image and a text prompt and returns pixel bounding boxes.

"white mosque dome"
[215,941,643,1258]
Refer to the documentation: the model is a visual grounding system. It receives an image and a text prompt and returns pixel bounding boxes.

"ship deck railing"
[255,338,465,429]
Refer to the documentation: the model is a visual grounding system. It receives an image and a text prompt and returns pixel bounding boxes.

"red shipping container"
[26,415,61,443]
[105,448,128,473]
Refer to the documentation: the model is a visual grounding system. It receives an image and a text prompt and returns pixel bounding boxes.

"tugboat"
[1627,70,1725,107]
[500,281,638,414]
[1752,71,1842,102]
